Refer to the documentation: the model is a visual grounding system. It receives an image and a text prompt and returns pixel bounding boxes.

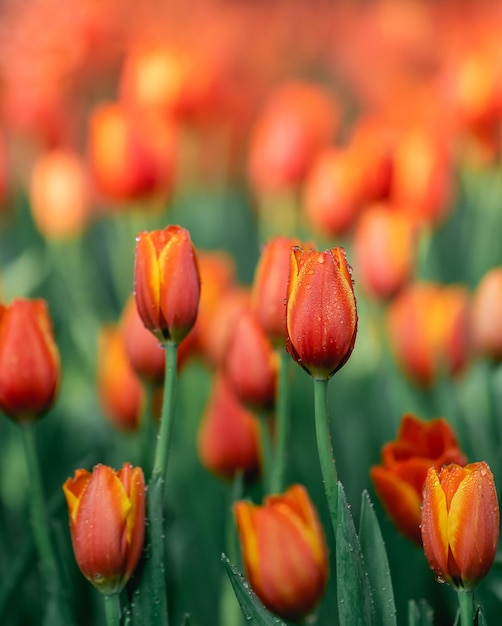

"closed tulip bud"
[470,267,502,361]
[353,203,418,300]
[97,326,143,432]
[421,462,499,589]
[371,414,467,544]
[386,282,470,387]
[252,236,302,346]
[0,299,60,422]
[63,463,145,594]
[198,371,261,481]
[225,309,278,411]
[134,225,201,344]
[234,484,328,621]
[120,296,165,384]
[285,246,357,380]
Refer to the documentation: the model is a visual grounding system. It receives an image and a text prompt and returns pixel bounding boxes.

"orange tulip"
[63,463,145,594]
[252,236,302,346]
[0,299,60,422]
[29,149,90,240]
[285,246,357,379]
[225,309,278,411]
[421,462,499,589]
[234,484,328,621]
[97,326,143,432]
[134,225,201,344]
[198,371,261,481]
[120,296,165,384]
[353,203,418,300]
[386,282,470,387]
[470,267,502,361]
[371,414,467,544]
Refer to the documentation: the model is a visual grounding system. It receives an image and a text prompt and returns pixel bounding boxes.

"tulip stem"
[104,593,121,626]
[313,378,338,531]
[20,423,75,625]
[270,350,291,494]
[152,341,178,482]
[456,588,474,626]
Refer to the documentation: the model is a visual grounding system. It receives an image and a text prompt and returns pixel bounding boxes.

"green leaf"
[408,599,434,626]
[129,472,169,626]
[336,483,375,626]
[358,491,397,626]
[221,554,288,626]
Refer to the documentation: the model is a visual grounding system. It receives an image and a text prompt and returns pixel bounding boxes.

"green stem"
[20,423,74,624]
[258,412,274,494]
[103,593,121,626]
[270,350,290,494]
[151,341,178,482]
[456,588,474,626]
[313,378,338,534]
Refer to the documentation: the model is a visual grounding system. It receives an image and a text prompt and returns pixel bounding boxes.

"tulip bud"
[234,484,328,621]
[285,246,357,380]
[63,463,145,594]
[371,413,467,544]
[421,462,499,589]
[197,371,261,481]
[134,225,201,344]
[252,236,302,346]
[225,309,278,411]
[0,299,60,422]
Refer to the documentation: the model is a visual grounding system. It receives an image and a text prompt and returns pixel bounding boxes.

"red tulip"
[63,463,145,594]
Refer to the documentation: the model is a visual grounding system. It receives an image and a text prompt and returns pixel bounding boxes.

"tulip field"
[2,1,502,625]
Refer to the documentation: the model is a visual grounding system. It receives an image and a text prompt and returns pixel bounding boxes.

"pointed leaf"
[408,599,434,626]
[359,491,397,626]
[221,554,288,626]
[336,483,375,626]
[129,471,169,626]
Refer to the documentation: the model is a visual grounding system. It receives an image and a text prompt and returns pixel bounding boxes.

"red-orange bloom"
[225,309,278,411]
[198,371,261,481]
[353,203,418,300]
[386,282,470,387]
[285,246,357,380]
[134,225,201,344]
[470,267,502,361]
[421,462,499,589]
[234,484,328,621]
[371,414,467,544]
[252,236,302,346]
[63,463,145,594]
[0,299,60,422]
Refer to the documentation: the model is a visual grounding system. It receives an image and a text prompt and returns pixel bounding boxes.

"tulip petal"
[421,468,450,583]
[134,232,161,333]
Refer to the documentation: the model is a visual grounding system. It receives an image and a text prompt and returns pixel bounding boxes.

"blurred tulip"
[0,299,60,422]
[134,225,201,344]
[97,326,143,432]
[347,115,394,204]
[303,147,364,238]
[29,149,90,239]
[120,296,165,385]
[371,413,467,544]
[353,203,418,300]
[234,484,328,620]
[63,463,145,594]
[247,81,339,193]
[285,246,357,380]
[87,102,177,205]
[421,461,499,588]
[252,236,302,346]
[198,371,261,481]
[470,267,502,361]
[225,309,278,411]
[386,282,470,387]
[390,125,452,227]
